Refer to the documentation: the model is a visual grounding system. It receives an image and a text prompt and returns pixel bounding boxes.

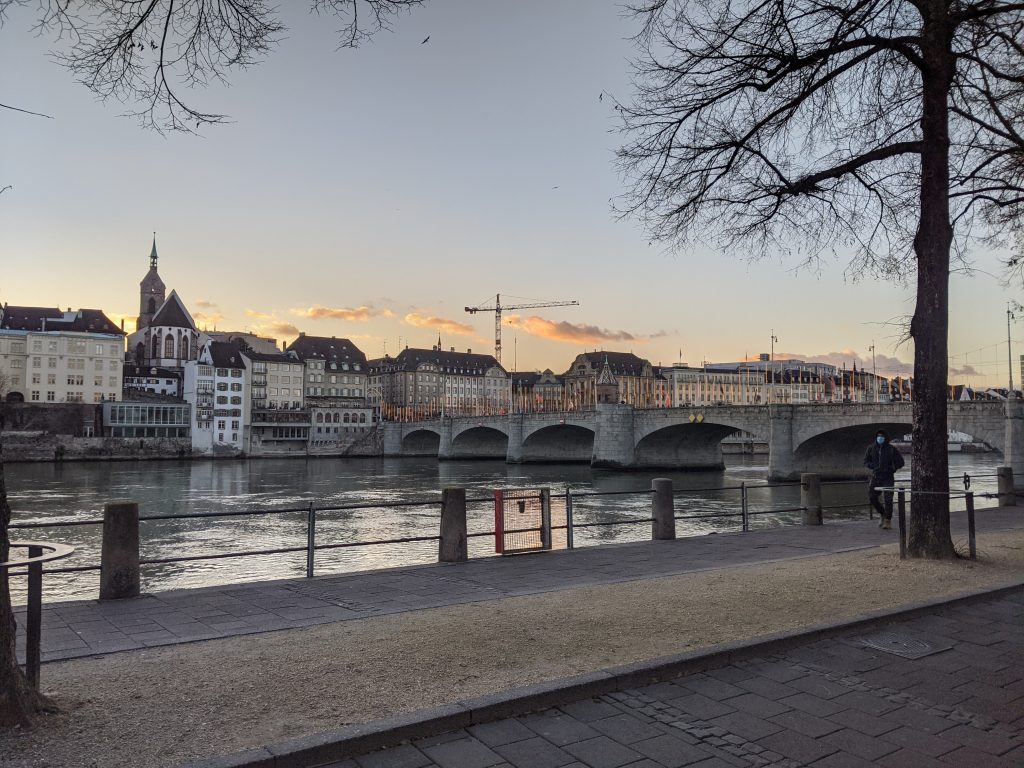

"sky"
[0,1,1019,387]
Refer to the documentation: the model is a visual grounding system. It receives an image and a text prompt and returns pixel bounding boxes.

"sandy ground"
[2,531,1023,768]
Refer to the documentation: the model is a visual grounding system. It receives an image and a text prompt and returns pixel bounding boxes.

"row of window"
[315,412,367,423]
[30,391,119,402]
[107,405,191,425]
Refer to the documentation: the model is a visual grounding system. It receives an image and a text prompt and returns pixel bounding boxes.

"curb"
[180,578,1024,768]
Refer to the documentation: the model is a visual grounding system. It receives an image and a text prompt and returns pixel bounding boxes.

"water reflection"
[5,453,1001,603]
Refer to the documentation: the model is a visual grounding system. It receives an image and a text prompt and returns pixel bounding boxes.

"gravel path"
[2,531,1023,768]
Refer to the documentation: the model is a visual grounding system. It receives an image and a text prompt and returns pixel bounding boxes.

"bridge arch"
[401,428,441,456]
[792,420,913,479]
[449,426,509,459]
[634,421,743,470]
[520,423,594,463]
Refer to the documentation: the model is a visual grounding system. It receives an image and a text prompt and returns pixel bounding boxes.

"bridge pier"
[767,405,796,481]
[592,404,636,469]
[1005,398,1024,488]
[505,416,524,464]
[437,419,453,461]
[382,423,402,457]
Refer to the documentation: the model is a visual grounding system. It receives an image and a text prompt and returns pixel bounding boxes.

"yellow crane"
[465,294,579,365]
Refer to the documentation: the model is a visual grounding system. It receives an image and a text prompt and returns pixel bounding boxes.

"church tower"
[137,234,166,330]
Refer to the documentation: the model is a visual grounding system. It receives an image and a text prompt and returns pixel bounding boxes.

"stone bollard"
[100,501,140,600]
[800,474,823,526]
[652,478,676,540]
[997,466,1016,507]
[439,487,468,562]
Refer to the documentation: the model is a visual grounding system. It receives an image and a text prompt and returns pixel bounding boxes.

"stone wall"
[1,431,192,462]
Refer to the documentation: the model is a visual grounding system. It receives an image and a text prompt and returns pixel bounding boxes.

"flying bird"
[598,93,603,102]
[421,36,430,44]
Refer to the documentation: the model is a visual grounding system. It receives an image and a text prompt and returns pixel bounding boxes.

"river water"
[5,453,1002,603]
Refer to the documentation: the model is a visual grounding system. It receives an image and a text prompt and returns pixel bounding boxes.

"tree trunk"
[908,3,956,560]
[0,446,53,727]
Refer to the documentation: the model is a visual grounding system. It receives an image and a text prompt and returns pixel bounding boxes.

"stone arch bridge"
[381,401,1020,481]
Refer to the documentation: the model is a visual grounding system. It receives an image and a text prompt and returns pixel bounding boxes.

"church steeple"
[150,232,159,269]
[137,234,166,330]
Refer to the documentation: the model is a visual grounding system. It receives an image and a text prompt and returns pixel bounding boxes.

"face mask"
[876,436,885,445]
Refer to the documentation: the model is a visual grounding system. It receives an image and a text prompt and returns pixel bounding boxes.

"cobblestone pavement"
[16,508,1021,664]
[324,591,1024,768]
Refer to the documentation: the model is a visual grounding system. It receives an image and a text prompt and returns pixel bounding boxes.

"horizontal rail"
[568,489,655,498]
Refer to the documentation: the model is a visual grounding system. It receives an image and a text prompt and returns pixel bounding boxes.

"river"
[4,452,1003,603]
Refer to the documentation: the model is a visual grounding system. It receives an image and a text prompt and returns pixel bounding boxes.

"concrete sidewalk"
[316,589,1024,768]
[16,507,1022,664]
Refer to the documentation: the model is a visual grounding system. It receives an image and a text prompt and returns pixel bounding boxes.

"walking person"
[864,430,905,529]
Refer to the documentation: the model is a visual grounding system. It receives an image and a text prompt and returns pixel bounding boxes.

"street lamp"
[1009,302,1019,399]
[769,331,778,403]
[869,343,877,403]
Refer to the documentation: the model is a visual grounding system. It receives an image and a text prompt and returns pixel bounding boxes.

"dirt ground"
[2,531,1023,768]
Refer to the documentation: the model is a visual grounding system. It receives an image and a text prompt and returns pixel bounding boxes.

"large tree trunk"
[0,447,53,726]
[908,3,956,559]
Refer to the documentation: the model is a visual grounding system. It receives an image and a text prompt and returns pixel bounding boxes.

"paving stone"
[757,729,839,765]
[520,713,601,747]
[808,751,877,768]
[769,711,843,739]
[678,675,747,701]
[588,714,664,744]
[667,693,736,721]
[468,719,538,748]
[886,707,957,735]
[493,736,574,768]
[726,693,790,719]
[734,676,800,701]
[562,736,643,768]
[875,749,947,768]
[827,707,899,737]
[829,690,899,717]
[931,724,1019,756]
[819,727,900,761]
[420,737,504,768]
[355,743,432,768]
[937,745,1022,768]
[788,675,852,700]
[709,710,782,741]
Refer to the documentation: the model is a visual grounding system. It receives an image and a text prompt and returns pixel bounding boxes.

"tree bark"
[0,445,53,727]
[908,2,956,560]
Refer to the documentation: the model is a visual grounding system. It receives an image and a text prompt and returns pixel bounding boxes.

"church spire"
[150,232,158,269]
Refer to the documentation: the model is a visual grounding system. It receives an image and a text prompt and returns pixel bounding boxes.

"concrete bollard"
[997,466,1016,507]
[100,501,140,600]
[652,478,675,540]
[800,474,823,526]
[439,487,468,562]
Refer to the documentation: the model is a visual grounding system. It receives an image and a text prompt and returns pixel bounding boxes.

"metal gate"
[494,488,551,554]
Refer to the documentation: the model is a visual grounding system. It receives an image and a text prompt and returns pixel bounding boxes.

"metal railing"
[1,541,74,687]
[873,486,1000,561]
[6,472,1000,593]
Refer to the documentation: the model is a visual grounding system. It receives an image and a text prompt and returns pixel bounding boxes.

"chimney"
[282,340,287,352]
[450,347,455,353]
[467,349,472,354]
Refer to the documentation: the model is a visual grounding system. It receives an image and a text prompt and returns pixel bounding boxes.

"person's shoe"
[882,519,892,530]
[878,518,885,528]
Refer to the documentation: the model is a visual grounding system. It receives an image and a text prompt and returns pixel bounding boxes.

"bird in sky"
[598,93,603,102]
[421,36,430,44]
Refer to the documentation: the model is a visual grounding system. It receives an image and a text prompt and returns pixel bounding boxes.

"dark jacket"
[863,441,905,483]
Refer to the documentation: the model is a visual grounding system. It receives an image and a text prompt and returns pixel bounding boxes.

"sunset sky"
[1,1,1019,387]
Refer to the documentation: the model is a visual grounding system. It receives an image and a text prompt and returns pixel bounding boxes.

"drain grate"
[860,631,953,659]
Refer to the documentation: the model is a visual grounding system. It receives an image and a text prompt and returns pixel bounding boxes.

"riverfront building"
[368,346,510,419]
[285,334,373,446]
[562,352,660,409]
[183,341,249,455]
[0,305,125,404]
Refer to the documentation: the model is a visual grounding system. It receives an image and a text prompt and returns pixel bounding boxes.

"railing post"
[540,489,552,550]
[439,487,468,562]
[997,466,1016,507]
[966,491,977,561]
[306,502,316,578]
[100,501,140,600]
[741,482,749,532]
[565,489,574,549]
[897,488,907,560]
[800,473,823,526]
[652,478,675,540]
[26,545,42,690]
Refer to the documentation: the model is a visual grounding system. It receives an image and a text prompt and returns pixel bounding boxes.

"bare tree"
[0,0,422,727]
[618,0,1024,559]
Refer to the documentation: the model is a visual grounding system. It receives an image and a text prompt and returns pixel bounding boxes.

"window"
[94,376,103,387]
[164,334,174,358]
[47,374,56,385]
[231,420,239,429]
[32,357,40,368]
[110,345,119,356]
[109,360,118,371]
[231,369,241,378]
[48,341,58,352]
[31,374,40,385]
[31,340,41,352]
[230,383,242,392]
[30,391,40,401]
[180,337,190,359]
[109,377,117,387]
[218,420,226,430]
[152,334,160,359]
[94,393,103,402]
[10,359,23,369]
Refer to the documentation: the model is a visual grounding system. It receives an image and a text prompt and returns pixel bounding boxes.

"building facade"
[183,341,249,454]
[368,346,509,419]
[0,305,124,404]
[562,352,659,409]
[242,349,311,452]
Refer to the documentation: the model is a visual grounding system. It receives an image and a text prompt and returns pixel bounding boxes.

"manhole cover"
[860,631,952,659]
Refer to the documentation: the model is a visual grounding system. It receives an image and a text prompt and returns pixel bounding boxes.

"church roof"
[150,290,196,330]
[370,347,505,376]
[0,306,123,335]
[567,351,651,377]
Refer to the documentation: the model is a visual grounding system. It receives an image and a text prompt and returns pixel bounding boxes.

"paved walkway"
[16,507,1021,664]
[324,590,1024,768]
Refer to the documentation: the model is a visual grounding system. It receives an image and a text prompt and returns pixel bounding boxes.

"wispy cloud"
[245,309,274,320]
[506,315,640,345]
[771,349,914,376]
[291,304,395,321]
[263,321,300,339]
[194,299,217,309]
[404,312,475,336]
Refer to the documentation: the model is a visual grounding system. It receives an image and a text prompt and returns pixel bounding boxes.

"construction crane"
[465,294,579,365]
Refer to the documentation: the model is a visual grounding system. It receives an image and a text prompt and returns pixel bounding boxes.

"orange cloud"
[291,305,394,321]
[194,299,217,309]
[245,309,274,320]
[263,322,300,339]
[506,315,639,344]
[404,312,475,336]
